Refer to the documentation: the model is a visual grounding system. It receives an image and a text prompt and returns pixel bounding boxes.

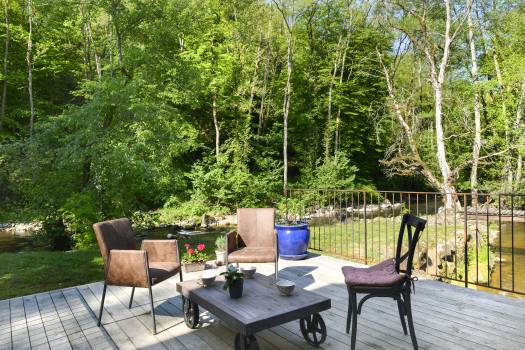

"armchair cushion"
[342,259,406,288]
[227,247,276,263]
[149,262,181,285]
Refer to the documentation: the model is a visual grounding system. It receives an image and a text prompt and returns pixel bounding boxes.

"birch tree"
[273,0,296,194]
[467,0,481,205]
[26,0,34,139]
[381,0,471,206]
[1,0,9,128]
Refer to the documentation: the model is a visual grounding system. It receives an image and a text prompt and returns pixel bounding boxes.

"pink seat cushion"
[342,259,406,288]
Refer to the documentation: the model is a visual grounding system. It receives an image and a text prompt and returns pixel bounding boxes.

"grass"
[308,215,496,285]
[0,248,104,300]
[0,231,224,300]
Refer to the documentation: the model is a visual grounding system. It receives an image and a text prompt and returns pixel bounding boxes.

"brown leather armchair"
[225,208,279,280]
[93,218,182,334]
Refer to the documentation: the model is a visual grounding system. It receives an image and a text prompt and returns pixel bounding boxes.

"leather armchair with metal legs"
[342,213,426,350]
[225,208,279,280]
[93,218,182,334]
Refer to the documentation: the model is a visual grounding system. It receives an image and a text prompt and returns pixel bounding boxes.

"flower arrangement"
[182,242,207,263]
[220,264,244,291]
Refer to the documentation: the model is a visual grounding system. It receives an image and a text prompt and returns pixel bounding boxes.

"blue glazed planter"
[275,222,310,260]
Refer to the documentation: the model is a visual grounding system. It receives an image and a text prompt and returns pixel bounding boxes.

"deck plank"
[3,254,525,349]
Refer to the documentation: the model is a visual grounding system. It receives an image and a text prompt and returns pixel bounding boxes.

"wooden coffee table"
[176,273,331,350]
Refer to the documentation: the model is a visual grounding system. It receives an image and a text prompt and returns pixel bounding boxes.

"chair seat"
[227,247,276,263]
[149,262,180,285]
[342,259,406,288]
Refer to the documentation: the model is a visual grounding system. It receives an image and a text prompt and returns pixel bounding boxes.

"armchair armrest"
[226,230,237,254]
[141,239,179,264]
[106,250,149,288]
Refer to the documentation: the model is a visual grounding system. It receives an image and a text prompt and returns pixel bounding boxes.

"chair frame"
[345,213,426,350]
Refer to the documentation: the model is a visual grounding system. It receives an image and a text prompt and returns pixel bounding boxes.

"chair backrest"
[395,213,426,276]
[237,208,275,248]
[93,218,136,266]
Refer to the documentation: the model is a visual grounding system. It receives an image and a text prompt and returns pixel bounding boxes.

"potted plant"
[275,220,310,260]
[215,235,227,266]
[220,264,244,299]
[182,242,207,272]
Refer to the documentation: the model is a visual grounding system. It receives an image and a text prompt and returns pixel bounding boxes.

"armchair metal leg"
[346,295,353,334]
[349,291,358,350]
[129,287,135,309]
[97,282,107,327]
[275,260,279,281]
[148,285,157,335]
[179,269,183,282]
[404,292,419,350]
[396,296,408,335]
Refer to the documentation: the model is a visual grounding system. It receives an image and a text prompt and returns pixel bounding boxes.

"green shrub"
[32,214,72,251]
[61,193,101,248]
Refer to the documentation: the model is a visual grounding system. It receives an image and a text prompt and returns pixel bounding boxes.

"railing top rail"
[287,188,525,196]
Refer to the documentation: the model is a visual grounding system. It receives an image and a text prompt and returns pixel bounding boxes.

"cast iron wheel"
[234,333,259,350]
[182,297,199,329]
[300,313,327,346]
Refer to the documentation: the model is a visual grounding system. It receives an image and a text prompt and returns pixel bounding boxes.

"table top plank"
[176,273,331,334]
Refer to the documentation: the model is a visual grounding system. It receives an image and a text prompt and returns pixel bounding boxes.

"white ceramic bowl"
[200,271,216,287]
[276,279,295,296]
[240,266,257,279]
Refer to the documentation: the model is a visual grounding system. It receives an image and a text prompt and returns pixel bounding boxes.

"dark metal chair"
[341,213,426,350]
[93,218,182,334]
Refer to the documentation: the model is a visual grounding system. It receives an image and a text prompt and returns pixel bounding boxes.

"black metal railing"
[283,189,525,295]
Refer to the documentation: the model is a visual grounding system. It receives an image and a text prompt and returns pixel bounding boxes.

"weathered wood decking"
[2,254,525,350]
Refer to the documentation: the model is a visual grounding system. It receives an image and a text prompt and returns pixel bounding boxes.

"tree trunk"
[429,0,463,207]
[282,34,293,194]
[514,78,525,188]
[87,15,102,80]
[108,15,114,76]
[258,16,272,136]
[248,34,262,117]
[325,36,343,161]
[0,0,9,130]
[26,0,34,139]
[212,93,219,160]
[258,43,270,136]
[467,3,482,206]
[334,37,349,156]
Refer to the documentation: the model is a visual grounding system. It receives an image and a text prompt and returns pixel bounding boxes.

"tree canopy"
[0,0,524,245]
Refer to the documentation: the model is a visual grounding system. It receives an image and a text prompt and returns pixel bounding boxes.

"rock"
[201,214,209,228]
[0,222,41,236]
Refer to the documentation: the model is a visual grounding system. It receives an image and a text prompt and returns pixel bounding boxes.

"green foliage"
[215,234,226,251]
[302,153,358,190]
[220,264,244,290]
[32,214,72,251]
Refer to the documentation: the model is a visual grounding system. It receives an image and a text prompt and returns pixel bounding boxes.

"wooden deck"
[2,254,525,350]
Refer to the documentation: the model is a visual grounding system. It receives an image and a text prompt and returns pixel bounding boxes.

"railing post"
[464,193,468,288]
[364,191,368,265]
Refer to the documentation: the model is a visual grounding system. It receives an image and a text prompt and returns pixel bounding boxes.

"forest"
[0,0,524,247]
